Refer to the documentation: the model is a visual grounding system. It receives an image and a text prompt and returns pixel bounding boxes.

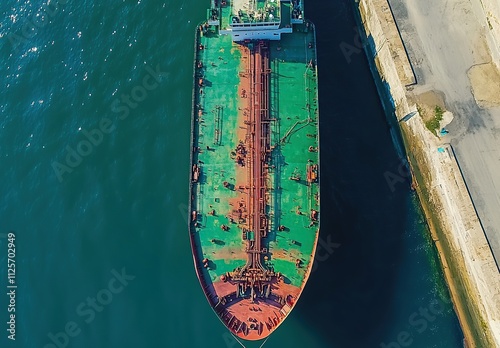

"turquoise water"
[0,1,463,347]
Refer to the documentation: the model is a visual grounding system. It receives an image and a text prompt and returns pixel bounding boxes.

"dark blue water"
[0,0,463,347]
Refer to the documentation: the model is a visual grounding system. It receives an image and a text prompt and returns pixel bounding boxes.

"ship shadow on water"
[286,1,411,347]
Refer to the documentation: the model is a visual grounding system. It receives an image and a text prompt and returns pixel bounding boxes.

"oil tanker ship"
[188,0,320,340]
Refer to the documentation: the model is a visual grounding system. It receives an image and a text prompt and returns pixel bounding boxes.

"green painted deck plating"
[189,2,319,339]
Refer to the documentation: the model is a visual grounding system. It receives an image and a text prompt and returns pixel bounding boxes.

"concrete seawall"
[355,0,500,346]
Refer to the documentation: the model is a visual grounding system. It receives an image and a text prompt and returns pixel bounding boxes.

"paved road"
[388,0,500,267]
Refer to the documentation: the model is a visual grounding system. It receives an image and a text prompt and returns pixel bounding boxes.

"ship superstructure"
[189,0,320,340]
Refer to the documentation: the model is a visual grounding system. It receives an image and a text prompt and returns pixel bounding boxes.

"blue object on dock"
[400,111,417,123]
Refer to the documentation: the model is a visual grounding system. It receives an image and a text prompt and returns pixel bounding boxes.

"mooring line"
[231,333,247,348]
[259,336,270,348]
[230,333,271,348]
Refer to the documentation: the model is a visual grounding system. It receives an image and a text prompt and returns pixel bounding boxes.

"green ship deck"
[189,0,319,340]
